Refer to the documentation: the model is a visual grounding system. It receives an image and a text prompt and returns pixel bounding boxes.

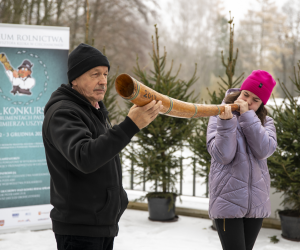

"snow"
[267,97,300,109]
[0,209,299,250]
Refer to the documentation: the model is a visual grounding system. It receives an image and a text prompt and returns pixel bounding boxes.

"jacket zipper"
[98,110,109,130]
[246,145,252,215]
[239,118,252,216]
[99,110,122,216]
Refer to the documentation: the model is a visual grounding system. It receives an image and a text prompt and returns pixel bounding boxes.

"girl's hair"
[223,91,268,126]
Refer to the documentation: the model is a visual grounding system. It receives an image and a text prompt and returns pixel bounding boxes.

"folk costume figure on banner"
[0,54,36,96]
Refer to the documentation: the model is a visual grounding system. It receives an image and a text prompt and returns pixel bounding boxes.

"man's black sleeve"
[45,108,139,174]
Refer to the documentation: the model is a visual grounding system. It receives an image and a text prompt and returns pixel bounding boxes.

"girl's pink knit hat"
[240,70,276,105]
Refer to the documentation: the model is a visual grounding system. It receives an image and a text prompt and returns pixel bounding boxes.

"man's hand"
[218,105,233,120]
[13,70,18,78]
[128,100,163,129]
[234,99,248,114]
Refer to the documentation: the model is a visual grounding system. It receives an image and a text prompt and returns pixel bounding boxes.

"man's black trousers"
[55,234,114,250]
[214,218,263,250]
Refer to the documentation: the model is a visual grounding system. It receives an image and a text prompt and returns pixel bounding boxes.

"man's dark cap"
[18,60,33,70]
[67,43,110,84]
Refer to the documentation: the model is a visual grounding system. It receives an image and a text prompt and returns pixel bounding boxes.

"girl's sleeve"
[239,110,277,160]
[206,115,238,165]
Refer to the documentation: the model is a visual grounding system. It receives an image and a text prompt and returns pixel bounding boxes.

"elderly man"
[42,43,162,250]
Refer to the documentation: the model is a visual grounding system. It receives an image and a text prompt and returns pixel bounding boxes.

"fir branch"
[280,159,300,183]
[217,81,228,91]
[232,72,244,87]
[166,58,174,79]
[218,75,229,86]
[221,51,227,68]
[175,64,182,79]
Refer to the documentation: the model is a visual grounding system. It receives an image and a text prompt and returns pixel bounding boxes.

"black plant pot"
[147,193,177,221]
[279,210,300,241]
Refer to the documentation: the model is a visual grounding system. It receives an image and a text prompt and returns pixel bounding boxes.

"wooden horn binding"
[115,73,239,118]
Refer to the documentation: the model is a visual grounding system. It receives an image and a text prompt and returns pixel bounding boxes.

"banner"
[0,23,69,232]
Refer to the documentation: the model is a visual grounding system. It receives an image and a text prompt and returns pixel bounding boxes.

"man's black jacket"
[42,84,139,237]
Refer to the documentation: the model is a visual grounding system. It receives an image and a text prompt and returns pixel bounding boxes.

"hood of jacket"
[222,88,241,117]
[44,83,109,118]
[222,88,240,103]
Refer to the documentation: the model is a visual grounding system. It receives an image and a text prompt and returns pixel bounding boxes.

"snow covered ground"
[0,209,299,250]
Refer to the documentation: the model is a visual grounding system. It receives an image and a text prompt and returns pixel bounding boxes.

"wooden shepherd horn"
[115,74,239,118]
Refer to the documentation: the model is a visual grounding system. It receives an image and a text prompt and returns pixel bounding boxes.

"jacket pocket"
[116,188,129,223]
[96,186,120,226]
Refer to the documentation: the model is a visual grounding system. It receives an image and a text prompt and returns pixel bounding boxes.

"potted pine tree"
[268,62,300,241]
[125,25,198,221]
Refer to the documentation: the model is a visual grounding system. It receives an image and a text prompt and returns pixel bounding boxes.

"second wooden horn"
[115,74,239,118]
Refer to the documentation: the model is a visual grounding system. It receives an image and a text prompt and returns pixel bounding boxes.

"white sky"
[156,0,291,29]
[221,0,290,26]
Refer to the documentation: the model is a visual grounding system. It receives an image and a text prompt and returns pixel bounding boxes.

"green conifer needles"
[268,62,300,215]
[128,25,198,198]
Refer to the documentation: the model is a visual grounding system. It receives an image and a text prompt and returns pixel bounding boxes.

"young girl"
[206,70,277,250]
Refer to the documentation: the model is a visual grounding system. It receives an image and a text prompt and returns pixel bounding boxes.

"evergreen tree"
[188,13,244,197]
[102,71,120,125]
[126,25,198,198]
[102,47,121,125]
[268,62,300,214]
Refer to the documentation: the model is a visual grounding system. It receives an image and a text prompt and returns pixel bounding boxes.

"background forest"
[1,0,299,100]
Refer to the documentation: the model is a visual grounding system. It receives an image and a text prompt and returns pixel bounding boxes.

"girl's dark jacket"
[42,84,139,237]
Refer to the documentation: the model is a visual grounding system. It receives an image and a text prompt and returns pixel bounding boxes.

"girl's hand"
[219,105,233,120]
[234,99,248,114]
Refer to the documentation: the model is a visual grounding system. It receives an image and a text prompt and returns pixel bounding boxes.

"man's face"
[72,66,108,105]
[18,67,31,78]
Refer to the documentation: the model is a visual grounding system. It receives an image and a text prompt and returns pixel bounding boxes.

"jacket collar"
[62,84,109,116]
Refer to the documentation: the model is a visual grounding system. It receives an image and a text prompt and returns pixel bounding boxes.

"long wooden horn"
[115,74,239,118]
